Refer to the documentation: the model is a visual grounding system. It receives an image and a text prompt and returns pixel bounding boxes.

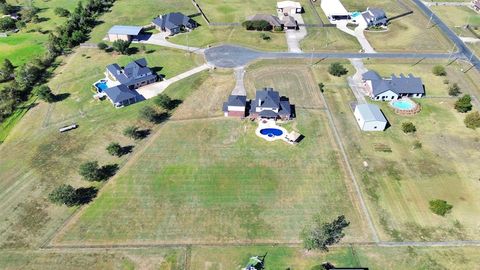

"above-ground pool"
[95,80,109,92]
[391,100,415,110]
[260,128,284,138]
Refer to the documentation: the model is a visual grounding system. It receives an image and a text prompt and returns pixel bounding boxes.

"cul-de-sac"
[0,0,480,269]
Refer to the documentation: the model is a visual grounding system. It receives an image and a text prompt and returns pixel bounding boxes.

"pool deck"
[255,119,300,144]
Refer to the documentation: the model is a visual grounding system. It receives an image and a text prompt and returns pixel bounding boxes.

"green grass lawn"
[339,0,452,52]
[0,0,81,66]
[0,45,203,248]
[430,5,480,57]
[51,61,369,246]
[169,26,288,51]
[322,59,480,241]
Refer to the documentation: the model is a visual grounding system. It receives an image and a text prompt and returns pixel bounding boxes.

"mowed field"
[430,5,480,57]
[322,59,480,241]
[339,0,452,52]
[1,0,81,65]
[51,61,370,245]
[0,45,203,248]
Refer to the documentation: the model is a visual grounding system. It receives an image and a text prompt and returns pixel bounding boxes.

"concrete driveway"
[137,64,211,99]
[136,32,204,54]
[281,13,307,52]
[347,58,369,103]
[231,67,246,95]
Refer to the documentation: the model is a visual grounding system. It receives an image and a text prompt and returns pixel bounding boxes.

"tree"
[54,7,70,17]
[0,59,14,82]
[15,62,42,90]
[97,42,108,50]
[36,85,55,103]
[154,94,172,110]
[464,111,480,129]
[123,125,142,140]
[79,161,101,181]
[48,184,78,206]
[0,1,13,15]
[328,62,348,77]
[448,83,461,96]
[401,122,416,133]
[432,65,446,76]
[106,142,122,157]
[454,94,472,113]
[0,17,16,31]
[139,106,158,123]
[112,40,131,55]
[301,215,350,251]
[429,199,453,216]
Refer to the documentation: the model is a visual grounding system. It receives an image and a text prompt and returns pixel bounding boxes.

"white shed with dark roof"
[354,103,388,131]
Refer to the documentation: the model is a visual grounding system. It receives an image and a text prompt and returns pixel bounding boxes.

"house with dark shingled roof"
[106,58,157,90]
[152,12,197,36]
[362,70,425,101]
[249,88,292,120]
[223,95,247,117]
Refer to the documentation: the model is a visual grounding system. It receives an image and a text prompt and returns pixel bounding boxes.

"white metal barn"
[354,104,388,131]
[277,1,303,15]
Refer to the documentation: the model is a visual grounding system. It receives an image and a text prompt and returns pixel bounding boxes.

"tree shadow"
[99,164,119,180]
[120,145,134,156]
[36,17,49,23]
[145,49,155,54]
[54,93,70,102]
[153,112,171,124]
[168,99,182,110]
[135,129,150,139]
[75,187,98,205]
[127,47,139,55]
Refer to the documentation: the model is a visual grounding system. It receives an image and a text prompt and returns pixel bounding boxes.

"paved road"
[422,1,472,7]
[412,0,480,70]
[204,44,462,68]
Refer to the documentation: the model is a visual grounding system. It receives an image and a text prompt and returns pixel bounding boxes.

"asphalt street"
[204,44,462,68]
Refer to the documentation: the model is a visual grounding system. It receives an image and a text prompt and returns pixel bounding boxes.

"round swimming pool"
[391,100,415,110]
[260,128,283,137]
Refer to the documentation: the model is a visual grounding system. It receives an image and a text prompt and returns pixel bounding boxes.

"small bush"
[123,126,142,140]
[402,122,416,133]
[464,111,480,129]
[0,17,16,32]
[242,20,273,31]
[97,42,108,50]
[54,7,70,17]
[139,106,158,123]
[154,94,173,110]
[443,79,449,85]
[454,94,472,113]
[79,161,102,181]
[412,140,422,149]
[432,65,446,76]
[448,83,461,96]
[35,85,55,103]
[106,142,122,157]
[328,62,348,77]
[260,33,271,40]
[429,199,453,216]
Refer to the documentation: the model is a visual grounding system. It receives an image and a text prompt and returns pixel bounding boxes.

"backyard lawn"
[321,59,480,241]
[340,0,452,52]
[0,46,204,248]
[51,62,369,246]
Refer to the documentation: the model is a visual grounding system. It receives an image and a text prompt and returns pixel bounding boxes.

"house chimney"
[258,99,262,107]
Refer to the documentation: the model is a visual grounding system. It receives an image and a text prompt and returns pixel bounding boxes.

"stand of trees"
[301,215,350,251]
[242,20,273,31]
[0,0,116,123]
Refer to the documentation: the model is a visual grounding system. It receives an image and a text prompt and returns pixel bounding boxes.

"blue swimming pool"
[392,100,415,110]
[351,11,361,17]
[260,128,283,137]
[95,81,109,92]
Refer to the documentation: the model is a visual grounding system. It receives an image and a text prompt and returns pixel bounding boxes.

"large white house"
[354,104,388,131]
